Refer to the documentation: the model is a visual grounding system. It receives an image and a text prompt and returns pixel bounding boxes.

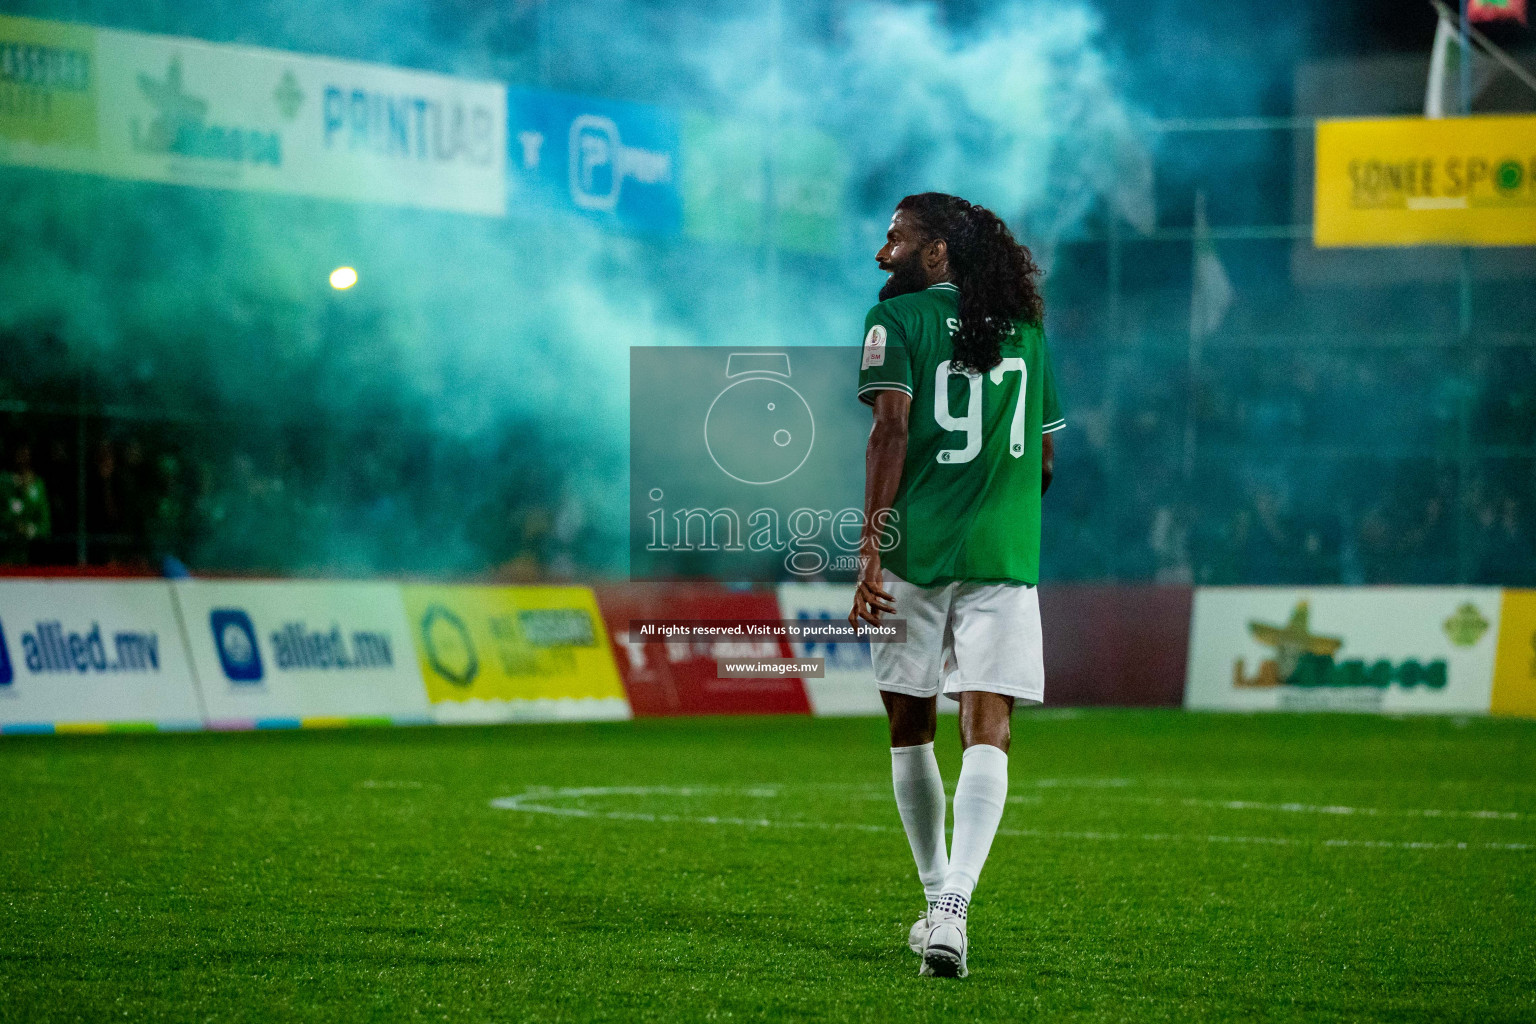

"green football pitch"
[2,711,1532,1023]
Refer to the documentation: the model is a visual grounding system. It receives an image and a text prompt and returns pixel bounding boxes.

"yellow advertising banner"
[0,14,97,148]
[1491,590,1536,718]
[401,585,630,722]
[1314,115,1536,247]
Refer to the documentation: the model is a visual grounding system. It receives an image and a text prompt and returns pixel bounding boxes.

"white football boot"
[907,908,935,954]
[922,913,968,978]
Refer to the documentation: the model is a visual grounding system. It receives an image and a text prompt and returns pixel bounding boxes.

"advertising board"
[1491,589,1536,718]
[595,583,811,717]
[507,87,680,234]
[401,584,629,723]
[174,581,429,727]
[0,580,202,731]
[1186,587,1501,714]
[680,113,842,254]
[0,14,507,215]
[1041,585,1192,707]
[775,582,890,717]
[1314,115,1536,247]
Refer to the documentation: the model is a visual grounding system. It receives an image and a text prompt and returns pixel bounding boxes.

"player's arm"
[1042,432,1054,495]
[849,389,909,628]
[1040,335,1064,496]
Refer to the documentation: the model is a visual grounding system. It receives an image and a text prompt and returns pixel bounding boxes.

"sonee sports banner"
[1314,115,1536,247]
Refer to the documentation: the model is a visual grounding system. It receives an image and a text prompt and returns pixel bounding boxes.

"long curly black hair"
[896,192,1044,375]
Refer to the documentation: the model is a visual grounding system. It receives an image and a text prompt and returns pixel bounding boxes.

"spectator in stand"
[88,438,122,556]
[0,442,52,565]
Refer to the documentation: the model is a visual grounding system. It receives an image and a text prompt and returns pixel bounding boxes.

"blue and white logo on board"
[508,88,681,235]
[0,618,12,686]
[211,609,263,683]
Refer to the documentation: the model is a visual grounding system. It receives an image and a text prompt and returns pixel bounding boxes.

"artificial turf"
[0,710,1532,1023]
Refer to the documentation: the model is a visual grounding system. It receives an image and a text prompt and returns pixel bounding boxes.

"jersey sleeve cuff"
[858,382,913,403]
[1042,418,1066,434]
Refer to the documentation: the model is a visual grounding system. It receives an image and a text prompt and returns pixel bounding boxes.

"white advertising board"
[174,581,429,726]
[1185,587,1502,715]
[0,580,203,729]
[776,582,908,718]
[0,14,506,215]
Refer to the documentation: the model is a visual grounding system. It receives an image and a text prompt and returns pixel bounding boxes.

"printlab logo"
[1233,601,1448,690]
[705,353,815,486]
[131,57,282,166]
[0,618,11,686]
[211,609,264,683]
[421,605,478,686]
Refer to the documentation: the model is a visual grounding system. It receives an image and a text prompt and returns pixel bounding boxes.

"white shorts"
[872,570,1045,705]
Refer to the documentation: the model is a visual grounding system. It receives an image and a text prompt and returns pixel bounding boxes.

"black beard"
[878,253,928,301]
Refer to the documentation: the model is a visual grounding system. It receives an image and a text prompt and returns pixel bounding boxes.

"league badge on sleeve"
[862,324,887,370]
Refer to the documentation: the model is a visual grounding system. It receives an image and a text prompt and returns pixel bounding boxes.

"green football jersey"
[857,282,1064,587]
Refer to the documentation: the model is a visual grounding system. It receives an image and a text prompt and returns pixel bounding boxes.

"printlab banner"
[1314,115,1536,247]
[401,584,630,723]
[0,580,203,730]
[0,13,506,215]
[1185,587,1502,714]
[175,580,429,727]
[507,88,680,234]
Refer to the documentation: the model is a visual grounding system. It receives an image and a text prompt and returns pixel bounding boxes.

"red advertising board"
[1040,584,1192,707]
[594,584,812,717]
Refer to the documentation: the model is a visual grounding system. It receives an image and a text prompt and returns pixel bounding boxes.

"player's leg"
[884,690,945,948]
[924,582,1044,978]
[946,691,1015,900]
[871,571,955,955]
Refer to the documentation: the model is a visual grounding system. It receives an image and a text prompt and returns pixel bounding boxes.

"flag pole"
[1431,0,1536,96]
[1460,0,1472,116]
[1456,0,1474,583]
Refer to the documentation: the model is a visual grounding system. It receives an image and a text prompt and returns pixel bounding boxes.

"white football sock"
[890,741,948,901]
[941,743,1009,904]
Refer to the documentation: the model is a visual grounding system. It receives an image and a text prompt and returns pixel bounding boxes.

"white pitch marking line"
[1191,798,1522,820]
[488,787,1532,853]
[1112,796,1525,821]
